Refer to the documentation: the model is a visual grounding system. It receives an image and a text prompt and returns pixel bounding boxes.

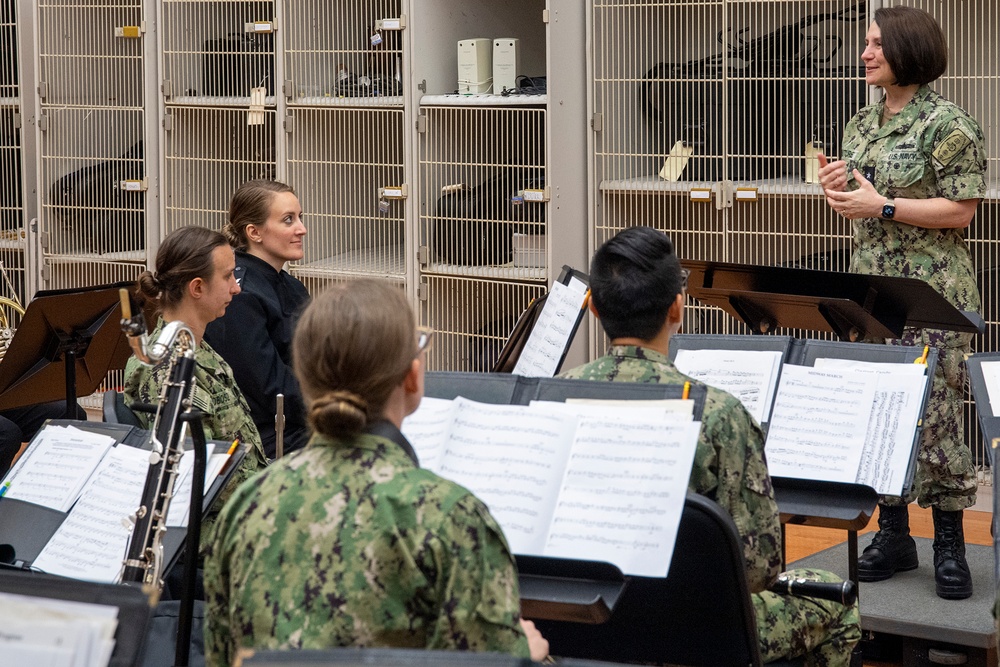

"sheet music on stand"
[492,266,589,376]
[0,420,244,584]
[669,335,935,497]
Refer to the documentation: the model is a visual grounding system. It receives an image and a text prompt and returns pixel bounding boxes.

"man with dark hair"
[561,226,860,666]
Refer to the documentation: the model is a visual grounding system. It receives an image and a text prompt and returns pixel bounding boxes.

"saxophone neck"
[130,321,196,366]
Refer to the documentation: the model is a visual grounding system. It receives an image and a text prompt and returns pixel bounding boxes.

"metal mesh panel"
[39,108,146,259]
[0,108,22,240]
[0,0,17,102]
[893,0,1000,482]
[419,105,547,281]
[163,106,277,234]
[593,0,1000,480]
[419,275,545,373]
[284,0,403,105]
[286,107,405,282]
[162,0,276,105]
[37,0,144,108]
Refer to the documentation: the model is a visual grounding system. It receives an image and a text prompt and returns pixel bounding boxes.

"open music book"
[0,424,229,583]
[671,343,929,496]
[0,591,119,667]
[402,397,701,577]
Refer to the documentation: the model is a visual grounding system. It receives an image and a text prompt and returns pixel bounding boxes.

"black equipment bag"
[203,32,275,97]
[47,140,145,253]
[430,173,545,266]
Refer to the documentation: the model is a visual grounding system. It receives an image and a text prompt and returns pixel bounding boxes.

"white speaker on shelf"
[457,38,492,94]
[492,38,521,93]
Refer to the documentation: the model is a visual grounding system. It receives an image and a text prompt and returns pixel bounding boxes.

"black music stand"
[682,260,984,340]
[0,282,134,416]
[681,260,983,584]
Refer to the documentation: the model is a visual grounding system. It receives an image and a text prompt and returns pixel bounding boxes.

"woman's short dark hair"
[135,226,229,312]
[293,280,417,440]
[874,6,948,87]
[223,180,296,252]
[589,226,683,341]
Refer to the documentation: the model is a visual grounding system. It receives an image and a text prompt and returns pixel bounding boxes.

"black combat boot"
[932,507,972,600]
[857,504,919,582]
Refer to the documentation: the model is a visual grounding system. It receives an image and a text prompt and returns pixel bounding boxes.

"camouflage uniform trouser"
[754,568,861,667]
[880,329,977,511]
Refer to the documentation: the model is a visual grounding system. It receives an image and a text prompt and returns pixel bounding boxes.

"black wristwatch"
[881,198,896,220]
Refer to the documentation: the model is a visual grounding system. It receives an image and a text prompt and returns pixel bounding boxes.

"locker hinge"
[12,112,20,130]
[115,21,146,38]
[283,80,294,99]
[37,81,48,100]
[417,279,428,301]
[711,181,735,210]
[284,112,295,133]
[37,113,48,131]
[39,231,50,251]
[542,9,550,23]
[162,112,173,132]
[40,263,50,281]
[161,79,173,98]
[417,245,430,267]
[417,79,427,93]
[416,113,426,133]
[591,113,603,133]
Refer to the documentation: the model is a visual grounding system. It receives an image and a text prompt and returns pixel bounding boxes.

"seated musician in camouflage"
[203,280,548,667]
[123,226,270,541]
[560,227,860,666]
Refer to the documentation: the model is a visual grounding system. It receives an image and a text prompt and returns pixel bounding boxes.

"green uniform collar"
[308,421,420,467]
[607,344,674,366]
[860,84,934,138]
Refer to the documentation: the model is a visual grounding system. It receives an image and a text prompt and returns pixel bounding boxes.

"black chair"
[532,492,767,667]
[241,648,623,666]
[102,389,144,427]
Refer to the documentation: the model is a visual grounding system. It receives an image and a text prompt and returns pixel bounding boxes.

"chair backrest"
[241,648,624,667]
[533,492,763,667]
[102,389,144,428]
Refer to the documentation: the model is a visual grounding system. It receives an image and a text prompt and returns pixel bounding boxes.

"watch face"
[882,203,895,219]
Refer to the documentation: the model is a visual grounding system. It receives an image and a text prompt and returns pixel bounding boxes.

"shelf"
[290,95,404,108]
[168,95,278,108]
[43,250,146,264]
[423,262,546,282]
[421,94,547,107]
[600,175,823,197]
[292,245,405,281]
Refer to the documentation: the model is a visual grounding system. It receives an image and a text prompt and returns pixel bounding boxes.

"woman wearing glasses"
[203,279,548,667]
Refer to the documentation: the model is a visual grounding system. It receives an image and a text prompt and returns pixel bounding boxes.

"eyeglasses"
[680,268,690,291]
[416,327,434,355]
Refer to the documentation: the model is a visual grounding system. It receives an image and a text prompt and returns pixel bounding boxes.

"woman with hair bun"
[203,279,547,667]
[123,225,269,509]
[204,179,310,458]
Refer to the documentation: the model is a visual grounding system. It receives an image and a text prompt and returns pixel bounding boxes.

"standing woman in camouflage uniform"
[203,280,548,667]
[817,6,985,600]
[124,226,270,533]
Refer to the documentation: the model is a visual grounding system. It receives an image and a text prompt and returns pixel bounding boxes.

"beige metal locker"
[0,0,25,350]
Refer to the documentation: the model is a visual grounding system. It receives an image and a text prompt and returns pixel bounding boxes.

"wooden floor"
[785,505,994,667]
[785,504,994,564]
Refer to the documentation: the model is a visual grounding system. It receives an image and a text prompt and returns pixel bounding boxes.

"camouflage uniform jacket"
[842,84,985,334]
[122,320,268,534]
[203,426,529,667]
[561,345,781,591]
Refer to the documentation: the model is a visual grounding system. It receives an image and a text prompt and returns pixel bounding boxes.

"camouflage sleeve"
[203,495,238,667]
[426,495,530,657]
[930,113,987,201]
[705,394,782,592]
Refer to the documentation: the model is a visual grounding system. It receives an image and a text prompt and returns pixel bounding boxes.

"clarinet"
[119,290,197,588]
[768,575,858,606]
